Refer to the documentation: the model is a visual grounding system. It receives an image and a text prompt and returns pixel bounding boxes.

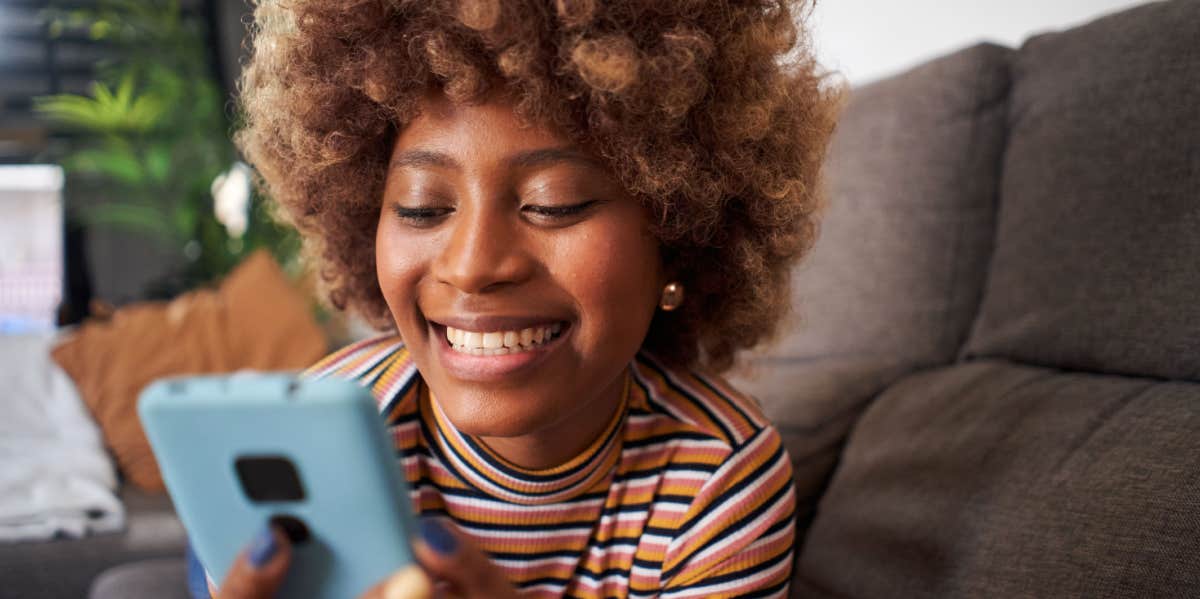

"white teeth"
[444,322,564,355]
[482,332,503,349]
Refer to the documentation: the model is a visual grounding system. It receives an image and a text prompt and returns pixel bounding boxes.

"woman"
[210,0,837,596]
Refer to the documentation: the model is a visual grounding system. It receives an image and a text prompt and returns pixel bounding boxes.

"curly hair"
[236,0,840,373]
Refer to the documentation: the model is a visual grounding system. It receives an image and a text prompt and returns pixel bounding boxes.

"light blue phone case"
[138,373,415,598]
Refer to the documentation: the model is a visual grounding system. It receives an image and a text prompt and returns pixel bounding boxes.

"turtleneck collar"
[419,375,628,506]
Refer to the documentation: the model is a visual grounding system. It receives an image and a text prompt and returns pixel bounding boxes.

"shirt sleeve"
[659,426,797,598]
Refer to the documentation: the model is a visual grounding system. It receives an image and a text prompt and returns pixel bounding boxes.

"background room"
[4,1,1196,598]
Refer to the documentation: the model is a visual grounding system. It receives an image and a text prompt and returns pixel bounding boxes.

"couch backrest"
[961,0,1200,382]
[773,1,1200,596]
[729,41,1013,529]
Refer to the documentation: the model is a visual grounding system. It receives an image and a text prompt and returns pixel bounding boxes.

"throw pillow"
[52,251,328,492]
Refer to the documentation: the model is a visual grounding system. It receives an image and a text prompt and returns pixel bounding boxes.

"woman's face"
[376,93,663,455]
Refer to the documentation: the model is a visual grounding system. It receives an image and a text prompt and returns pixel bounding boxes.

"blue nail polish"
[248,524,278,568]
[419,518,458,555]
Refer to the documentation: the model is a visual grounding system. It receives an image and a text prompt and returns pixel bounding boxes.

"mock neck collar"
[419,375,628,506]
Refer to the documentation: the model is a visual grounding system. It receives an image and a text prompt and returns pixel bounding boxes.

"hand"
[208,523,431,599]
[360,518,520,599]
[207,523,293,599]
[208,518,518,599]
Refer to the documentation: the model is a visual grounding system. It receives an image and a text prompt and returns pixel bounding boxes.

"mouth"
[443,321,566,356]
[428,318,572,381]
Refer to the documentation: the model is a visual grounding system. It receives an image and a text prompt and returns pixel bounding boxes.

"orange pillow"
[52,251,328,492]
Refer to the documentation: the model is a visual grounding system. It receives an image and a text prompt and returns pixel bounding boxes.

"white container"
[0,165,64,333]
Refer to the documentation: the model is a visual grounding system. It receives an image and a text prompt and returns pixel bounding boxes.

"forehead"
[395,93,570,158]
[388,92,614,179]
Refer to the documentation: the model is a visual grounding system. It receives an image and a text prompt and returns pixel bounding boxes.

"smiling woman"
[223,0,840,597]
[376,94,663,469]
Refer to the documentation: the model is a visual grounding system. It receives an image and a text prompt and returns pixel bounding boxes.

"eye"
[522,200,601,222]
[391,204,453,228]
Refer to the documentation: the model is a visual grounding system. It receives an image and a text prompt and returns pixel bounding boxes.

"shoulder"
[303,335,419,412]
[304,334,407,380]
[629,351,774,451]
[630,354,796,594]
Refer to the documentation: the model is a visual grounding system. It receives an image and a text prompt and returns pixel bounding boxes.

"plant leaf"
[127,92,167,129]
[91,80,115,107]
[62,147,144,185]
[33,94,105,130]
[114,71,134,110]
[144,143,171,184]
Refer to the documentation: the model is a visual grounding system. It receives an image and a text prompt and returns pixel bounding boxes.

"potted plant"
[35,0,299,300]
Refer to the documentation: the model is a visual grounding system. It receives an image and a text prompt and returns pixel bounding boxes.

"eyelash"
[523,200,598,218]
[391,206,449,223]
[391,200,598,225]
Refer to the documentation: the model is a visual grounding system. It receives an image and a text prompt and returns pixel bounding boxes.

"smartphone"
[138,373,415,598]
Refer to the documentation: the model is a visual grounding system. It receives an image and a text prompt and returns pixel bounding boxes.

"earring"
[659,282,684,311]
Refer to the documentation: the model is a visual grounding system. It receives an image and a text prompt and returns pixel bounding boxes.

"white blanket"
[0,331,124,542]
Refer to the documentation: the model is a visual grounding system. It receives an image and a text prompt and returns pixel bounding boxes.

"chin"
[435,388,559,439]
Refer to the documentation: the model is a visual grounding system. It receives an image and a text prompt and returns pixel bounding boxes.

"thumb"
[216,523,293,599]
[412,517,514,599]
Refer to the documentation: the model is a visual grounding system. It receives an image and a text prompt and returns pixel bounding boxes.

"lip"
[429,318,571,383]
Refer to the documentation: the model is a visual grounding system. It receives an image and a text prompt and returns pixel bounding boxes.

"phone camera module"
[235,456,306,502]
[269,514,312,545]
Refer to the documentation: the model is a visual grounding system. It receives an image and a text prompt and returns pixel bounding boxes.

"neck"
[476,370,627,470]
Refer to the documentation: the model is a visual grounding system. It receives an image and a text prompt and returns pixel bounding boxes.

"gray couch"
[733,1,1200,596]
[9,1,1197,597]
[0,486,189,598]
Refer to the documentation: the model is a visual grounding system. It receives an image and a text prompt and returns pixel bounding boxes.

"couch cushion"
[729,42,1011,528]
[962,0,1200,381]
[0,485,188,598]
[796,360,1200,597]
[88,557,190,599]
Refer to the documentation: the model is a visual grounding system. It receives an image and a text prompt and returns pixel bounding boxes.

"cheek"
[375,219,426,319]
[556,217,661,340]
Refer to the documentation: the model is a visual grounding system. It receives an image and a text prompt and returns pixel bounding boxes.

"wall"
[807,0,1153,85]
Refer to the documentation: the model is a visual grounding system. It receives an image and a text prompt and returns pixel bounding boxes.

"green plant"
[35,0,299,297]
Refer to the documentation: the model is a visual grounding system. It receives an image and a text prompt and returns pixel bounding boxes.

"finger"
[412,517,512,599]
[356,564,434,599]
[215,523,293,599]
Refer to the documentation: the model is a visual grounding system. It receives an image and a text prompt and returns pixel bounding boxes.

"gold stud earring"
[659,282,684,311]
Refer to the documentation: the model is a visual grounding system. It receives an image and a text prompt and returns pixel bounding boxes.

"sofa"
[0,485,188,597]
[7,1,1196,596]
[731,1,1200,596]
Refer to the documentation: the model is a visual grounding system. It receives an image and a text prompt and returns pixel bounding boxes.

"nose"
[433,202,534,294]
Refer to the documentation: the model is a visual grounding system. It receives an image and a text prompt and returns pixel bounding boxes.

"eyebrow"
[389,147,602,172]
[390,150,458,170]
[507,147,603,170]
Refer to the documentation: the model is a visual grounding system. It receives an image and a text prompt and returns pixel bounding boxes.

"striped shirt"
[306,335,796,598]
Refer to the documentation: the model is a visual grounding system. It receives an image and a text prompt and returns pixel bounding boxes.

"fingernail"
[382,565,433,599]
[248,523,279,568]
[419,518,457,556]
